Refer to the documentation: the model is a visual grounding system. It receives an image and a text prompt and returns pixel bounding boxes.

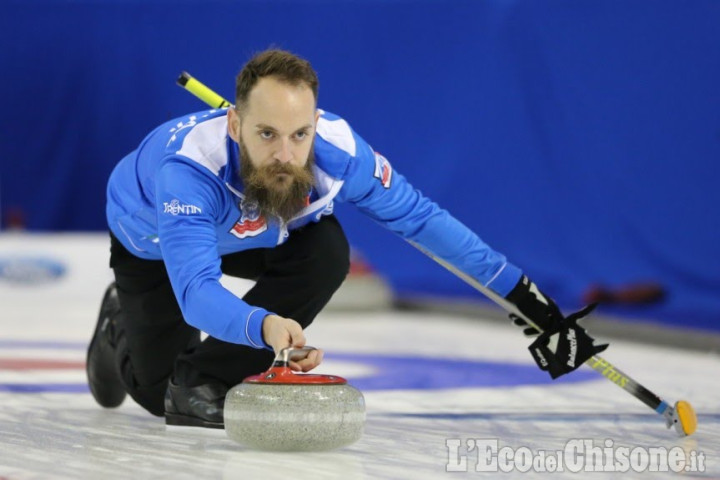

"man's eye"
[260,131,274,139]
[295,131,308,140]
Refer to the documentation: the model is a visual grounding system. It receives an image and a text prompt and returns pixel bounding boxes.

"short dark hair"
[235,49,319,114]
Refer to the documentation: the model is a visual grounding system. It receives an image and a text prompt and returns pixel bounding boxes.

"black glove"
[528,303,609,379]
[505,275,563,337]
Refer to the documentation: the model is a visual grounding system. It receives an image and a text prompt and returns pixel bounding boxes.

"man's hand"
[505,275,609,378]
[505,275,564,336]
[261,314,324,372]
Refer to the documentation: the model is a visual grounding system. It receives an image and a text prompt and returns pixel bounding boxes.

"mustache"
[251,161,306,178]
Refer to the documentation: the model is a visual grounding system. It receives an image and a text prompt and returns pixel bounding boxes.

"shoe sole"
[87,284,127,408]
[165,412,224,429]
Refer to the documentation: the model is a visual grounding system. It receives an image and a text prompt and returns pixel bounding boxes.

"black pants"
[109,215,350,416]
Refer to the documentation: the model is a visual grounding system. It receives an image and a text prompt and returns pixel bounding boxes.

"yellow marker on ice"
[176,71,232,109]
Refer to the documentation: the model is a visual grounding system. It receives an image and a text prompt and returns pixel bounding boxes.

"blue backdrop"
[2,0,719,330]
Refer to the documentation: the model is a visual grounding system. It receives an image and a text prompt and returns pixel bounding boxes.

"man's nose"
[274,139,293,163]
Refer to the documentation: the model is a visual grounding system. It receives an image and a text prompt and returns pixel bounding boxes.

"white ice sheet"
[0,234,717,479]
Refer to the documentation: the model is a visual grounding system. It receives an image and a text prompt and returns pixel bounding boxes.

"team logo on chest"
[229,200,267,239]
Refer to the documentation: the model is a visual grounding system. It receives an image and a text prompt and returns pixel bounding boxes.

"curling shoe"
[164,381,227,429]
[86,283,127,408]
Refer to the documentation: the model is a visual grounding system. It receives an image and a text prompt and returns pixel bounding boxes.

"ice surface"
[0,234,718,479]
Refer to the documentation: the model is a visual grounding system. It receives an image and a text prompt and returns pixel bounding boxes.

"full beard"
[238,140,315,224]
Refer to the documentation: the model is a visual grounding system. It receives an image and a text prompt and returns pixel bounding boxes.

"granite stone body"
[224,382,366,451]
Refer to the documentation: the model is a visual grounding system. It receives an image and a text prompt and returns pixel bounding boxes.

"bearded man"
[87,49,605,429]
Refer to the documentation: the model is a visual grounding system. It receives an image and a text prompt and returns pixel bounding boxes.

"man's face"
[228,77,319,222]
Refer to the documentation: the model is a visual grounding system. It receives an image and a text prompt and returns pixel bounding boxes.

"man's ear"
[227,108,241,143]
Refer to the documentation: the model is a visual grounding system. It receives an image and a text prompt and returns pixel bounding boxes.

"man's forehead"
[243,101,315,121]
[240,81,316,130]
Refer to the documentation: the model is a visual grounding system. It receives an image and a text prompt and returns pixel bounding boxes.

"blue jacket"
[107,108,522,348]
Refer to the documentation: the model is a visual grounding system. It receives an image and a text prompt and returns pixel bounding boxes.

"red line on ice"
[0,359,84,370]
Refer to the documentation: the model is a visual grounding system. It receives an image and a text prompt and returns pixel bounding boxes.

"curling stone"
[224,346,366,451]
